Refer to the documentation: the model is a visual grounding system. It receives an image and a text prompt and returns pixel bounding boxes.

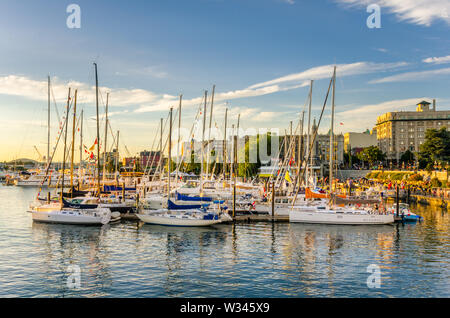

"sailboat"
[29,69,112,226]
[137,106,224,226]
[289,67,394,225]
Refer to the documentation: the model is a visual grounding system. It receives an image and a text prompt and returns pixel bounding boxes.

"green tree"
[418,127,450,171]
[237,136,260,178]
[400,150,415,164]
[357,146,386,167]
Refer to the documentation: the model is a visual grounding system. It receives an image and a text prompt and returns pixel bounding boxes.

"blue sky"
[0,0,449,161]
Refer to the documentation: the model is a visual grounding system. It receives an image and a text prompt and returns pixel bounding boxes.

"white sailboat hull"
[137,214,221,227]
[289,211,394,225]
[30,208,111,225]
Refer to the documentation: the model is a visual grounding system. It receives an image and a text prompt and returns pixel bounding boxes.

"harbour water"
[0,185,448,298]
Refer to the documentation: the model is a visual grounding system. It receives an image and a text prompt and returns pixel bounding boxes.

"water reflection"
[0,186,448,297]
[31,222,113,297]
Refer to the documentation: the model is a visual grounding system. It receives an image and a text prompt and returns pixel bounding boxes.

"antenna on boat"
[70,89,77,196]
[200,90,208,196]
[47,75,51,168]
[60,87,71,205]
[168,107,173,198]
[176,95,182,187]
[206,85,215,181]
[329,66,336,207]
[103,92,109,182]
[94,62,101,198]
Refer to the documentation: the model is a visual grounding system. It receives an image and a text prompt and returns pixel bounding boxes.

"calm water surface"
[0,186,448,298]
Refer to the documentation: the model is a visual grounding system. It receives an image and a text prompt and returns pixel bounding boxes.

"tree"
[418,127,450,170]
[400,150,414,164]
[238,136,260,178]
[357,146,386,167]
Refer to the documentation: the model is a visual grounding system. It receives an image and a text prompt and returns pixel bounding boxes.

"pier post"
[122,182,125,203]
[396,183,400,218]
[407,185,410,204]
[271,181,275,219]
[233,179,236,220]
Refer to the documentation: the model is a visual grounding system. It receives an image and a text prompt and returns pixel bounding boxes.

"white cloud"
[0,75,164,107]
[335,0,450,26]
[423,55,450,64]
[369,67,450,83]
[0,60,410,117]
[248,62,408,89]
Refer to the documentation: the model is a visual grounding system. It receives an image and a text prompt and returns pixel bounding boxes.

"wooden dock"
[232,214,289,223]
[119,212,289,223]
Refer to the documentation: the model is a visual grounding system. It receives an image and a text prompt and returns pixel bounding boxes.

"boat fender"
[111,212,121,219]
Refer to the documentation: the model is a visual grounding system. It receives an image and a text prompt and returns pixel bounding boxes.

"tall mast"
[329,66,336,202]
[230,124,235,185]
[115,131,120,180]
[305,80,313,187]
[168,108,173,198]
[60,88,71,203]
[79,109,83,183]
[47,76,51,168]
[103,92,109,181]
[236,113,240,183]
[297,111,305,184]
[309,81,314,183]
[223,108,228,181]
[160,118,163,182]
[176,95,182,186]
[70,89,77,193]
[200,90,208,195]
[94,63,101,197]
[206,85,215,181]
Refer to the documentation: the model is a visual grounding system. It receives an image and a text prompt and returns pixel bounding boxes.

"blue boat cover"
[176,192,213,202]
[168,199,208,210]
[104,185,136,192]
[62,198,98,209]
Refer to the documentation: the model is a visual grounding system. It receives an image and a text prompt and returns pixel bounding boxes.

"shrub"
[409,173,423,182]
[430,178,442,188]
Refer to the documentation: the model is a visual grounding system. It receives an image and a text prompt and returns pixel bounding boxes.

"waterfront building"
[100,149,119,167]
[344,130,377,153]
[122,157,138,170]
[140,151,161,169]
[375,100,450,163]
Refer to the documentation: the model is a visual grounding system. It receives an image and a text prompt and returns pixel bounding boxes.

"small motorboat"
[389,203,423,222]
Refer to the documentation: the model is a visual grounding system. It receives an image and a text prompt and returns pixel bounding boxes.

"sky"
[0,0,449,162]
